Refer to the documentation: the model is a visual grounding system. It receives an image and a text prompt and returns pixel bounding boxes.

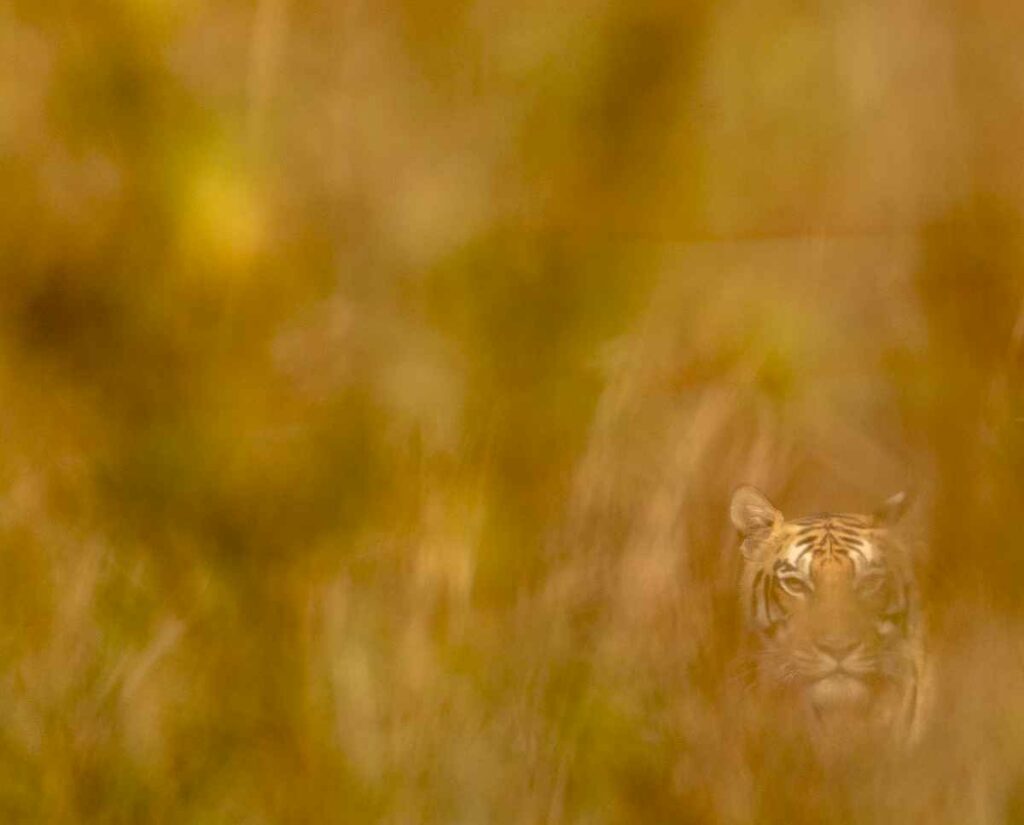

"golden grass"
[2,0,1024,821]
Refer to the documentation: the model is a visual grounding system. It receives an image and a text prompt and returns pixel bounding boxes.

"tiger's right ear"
[730,485,782,535]
[871,490,911,527]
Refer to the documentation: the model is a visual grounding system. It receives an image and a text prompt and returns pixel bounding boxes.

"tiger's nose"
[815,636,860,660]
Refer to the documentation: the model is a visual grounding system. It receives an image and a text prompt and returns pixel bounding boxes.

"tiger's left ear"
[730,485,782,535]
[872,491,910,527]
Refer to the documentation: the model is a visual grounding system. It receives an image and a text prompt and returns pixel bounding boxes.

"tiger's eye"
[857,572,889,599]
[778,576,811,597]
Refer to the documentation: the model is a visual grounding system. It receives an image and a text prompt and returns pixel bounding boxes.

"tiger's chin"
[807,674,872,710]
[803,674,881,742]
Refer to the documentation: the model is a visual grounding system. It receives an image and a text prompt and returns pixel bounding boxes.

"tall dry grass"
[2,0,1024,821]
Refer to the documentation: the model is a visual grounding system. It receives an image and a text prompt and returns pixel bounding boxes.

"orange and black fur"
[730,486,928,751]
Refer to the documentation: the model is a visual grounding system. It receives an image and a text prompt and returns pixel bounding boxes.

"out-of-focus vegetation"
[3,0,1024,821]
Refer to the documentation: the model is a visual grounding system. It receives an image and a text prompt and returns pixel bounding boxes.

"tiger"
[729,485,929,752]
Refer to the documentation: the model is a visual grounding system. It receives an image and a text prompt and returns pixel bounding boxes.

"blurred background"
[3,0,1024,821]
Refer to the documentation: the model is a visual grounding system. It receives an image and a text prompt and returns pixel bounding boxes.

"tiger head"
[729,485,924,739]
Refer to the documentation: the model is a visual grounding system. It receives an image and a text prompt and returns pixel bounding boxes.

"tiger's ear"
[872,491,910,527]
[730,485,782,535]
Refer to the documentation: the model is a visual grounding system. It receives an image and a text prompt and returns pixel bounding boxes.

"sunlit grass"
[1,1,1024,822]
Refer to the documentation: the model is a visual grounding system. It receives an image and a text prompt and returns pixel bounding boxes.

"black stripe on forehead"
[793,511,832,520]
[792,534,824,551]
[794,542,816,563]
[832,514,873,527]
[781,536,823,571]
[829,532,870,559]
[847,545,869,564]
[782,539,872,575]
[789,512,872,528]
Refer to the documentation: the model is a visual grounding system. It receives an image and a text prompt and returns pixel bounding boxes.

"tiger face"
[730,486,925,743]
